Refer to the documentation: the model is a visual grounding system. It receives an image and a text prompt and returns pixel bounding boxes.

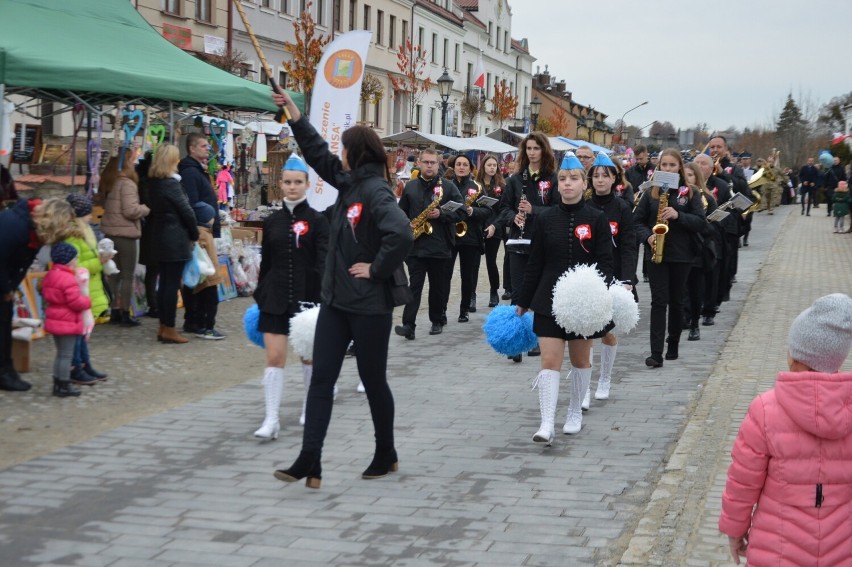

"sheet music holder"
[718,192,753,212]
[476,195,499,208]
[638,171,680,192]
[440,200,464,213]
[706,208,731,223]
[506,238,532,246]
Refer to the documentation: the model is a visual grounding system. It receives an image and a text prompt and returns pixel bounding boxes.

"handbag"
[387,265,413,307]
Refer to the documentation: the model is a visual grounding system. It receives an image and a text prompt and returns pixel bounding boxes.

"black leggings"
[483,237,501,292]
[648,261,691,356]
[157,261,184,328]
[302,305,394,455]
[0,299,12,369]
[508,253,529,305]
[452,245,481,313]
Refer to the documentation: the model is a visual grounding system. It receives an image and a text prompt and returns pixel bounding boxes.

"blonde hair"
[31,198,77,244]
[149,144,181,179]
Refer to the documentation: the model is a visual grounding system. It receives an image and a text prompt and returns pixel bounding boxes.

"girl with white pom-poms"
[515,153,615,445]
[582,153,638,408]
[252,155,330,440]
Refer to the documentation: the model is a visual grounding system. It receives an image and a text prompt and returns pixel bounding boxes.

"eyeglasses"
[420,161,438,166]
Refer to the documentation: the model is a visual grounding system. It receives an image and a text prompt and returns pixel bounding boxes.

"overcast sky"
[510,0,852,134]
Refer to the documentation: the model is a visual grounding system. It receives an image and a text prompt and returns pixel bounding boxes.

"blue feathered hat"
[592,153,616,168]
[559,152,583,171]
[283,154,309,173]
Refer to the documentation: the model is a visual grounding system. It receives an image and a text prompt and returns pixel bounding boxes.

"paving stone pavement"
[1,205,847,566]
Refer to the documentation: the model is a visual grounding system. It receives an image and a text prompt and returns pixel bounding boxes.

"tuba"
[651,191,669,264]
[411,181,443,240]
[456,180,483,238]
[744,169,764,217]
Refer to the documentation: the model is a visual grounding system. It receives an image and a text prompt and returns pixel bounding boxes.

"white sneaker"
[582,387,591,411]
[357,381,366,393]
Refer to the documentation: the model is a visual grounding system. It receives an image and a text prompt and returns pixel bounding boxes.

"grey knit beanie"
[788,293,852,373]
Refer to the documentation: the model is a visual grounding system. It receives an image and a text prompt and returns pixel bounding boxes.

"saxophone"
[651,191,669,264]
[455,180,483,238]
[411,181,443,240]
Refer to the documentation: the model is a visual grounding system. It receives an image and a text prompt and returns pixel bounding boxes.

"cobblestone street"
[1,206,850,566]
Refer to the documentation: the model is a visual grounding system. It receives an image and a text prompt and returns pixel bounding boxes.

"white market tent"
[484,128,579,153]
[382,130,518,154]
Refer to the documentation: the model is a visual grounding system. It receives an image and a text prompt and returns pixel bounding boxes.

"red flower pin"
[575,223,592,253]
[293,220,309,248]
[609,221,619,236]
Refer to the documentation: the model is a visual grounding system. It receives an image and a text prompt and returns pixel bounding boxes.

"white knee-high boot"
[563,366,592,435]
[532,369,560,445]
[300,363,312,426]
[595,344,617,400]
[254,367,284,440]
[582,346,593,411]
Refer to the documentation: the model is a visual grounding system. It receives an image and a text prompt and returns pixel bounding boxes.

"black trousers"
[702,261,720,318]
[144,263,159,313]
[403,256,451,328]
[157,261,184,328]
[193,286,219,330]
[181,284,197,327]
[452,245,481,314]
[801,188,815,214]
[648,261,691,356]
[303,305,394,455]
[686,266,711,327]
[502,240,512,292]
[483,237,501,292]
[508,252,529,306]
[0,299,12,369]
[717,233,738,304]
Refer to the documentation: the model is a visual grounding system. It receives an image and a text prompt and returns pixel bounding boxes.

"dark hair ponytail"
[341,126,391,181]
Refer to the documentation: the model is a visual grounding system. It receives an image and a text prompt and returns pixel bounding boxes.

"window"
[466,62,472,86]
[374,98,381,127]
[261,0,273,8]
[429,107,436,134]
[486,72,491,97]
[402,20,408,46]
[316,0,324,24]
[349,0,356,30]
[333,0,341,31]
[260,67,268,85]
[164,0,180,15]
[418,27,424,48]
[454,43,460,71]
[363,5,370,31]
[300,0,307,13]
[504,31,509,53]
[431,33,437,63]
[496,26,501,50]
[376,10,383,45]
[279,70,288,88]
[416,105,422,129]
[196,0,211,22]
[388,15,396,47]
[281,0,289,13]
[488,22,493,45]
[442,38,448,67]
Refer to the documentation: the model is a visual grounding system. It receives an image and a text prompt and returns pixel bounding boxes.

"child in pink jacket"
[42,242,92,398]
[719,293,852,566]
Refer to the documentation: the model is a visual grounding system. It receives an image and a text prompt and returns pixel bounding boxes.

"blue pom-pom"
[483,305,538,356]
[243,304,264,348]
[818,151,834,168]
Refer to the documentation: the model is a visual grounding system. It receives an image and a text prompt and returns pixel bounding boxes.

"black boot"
[645,354,663,368]
[488,290,499,307]
[362,448,399,479]
[0,365,31,392]
[501,290,512,300]
[70,367,101,386]
[665,338,679,360]
[82,363,108,379]
[120,311,142,327]
[108,308,122,324]
[274,451,322,488]
[469,293,477,313]
[527,345,540,356]
[53,377,81,397]
[688,327,700,341]
[458,311,469,323]
[509,354,522,363]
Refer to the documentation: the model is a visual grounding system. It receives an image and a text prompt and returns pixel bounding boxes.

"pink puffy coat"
[719,371,852,566]
[42,264,92,336]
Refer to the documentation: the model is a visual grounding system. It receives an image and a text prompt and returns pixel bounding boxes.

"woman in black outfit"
[271,88,413,488]
[146,144,199,345]
[476,154,507,308]
[633,148,705,367]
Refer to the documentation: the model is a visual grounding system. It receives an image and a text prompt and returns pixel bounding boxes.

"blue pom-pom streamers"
[483,305,538,356]
[243,304,264,348]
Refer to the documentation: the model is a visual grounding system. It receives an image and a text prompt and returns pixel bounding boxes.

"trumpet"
[456,180,483,238]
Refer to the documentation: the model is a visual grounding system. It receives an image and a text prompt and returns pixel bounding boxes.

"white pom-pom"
[609,284,639,335]
[289,305,320,359]
[551,264,612,337]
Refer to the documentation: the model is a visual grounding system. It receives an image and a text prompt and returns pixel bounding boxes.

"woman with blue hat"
[515,153,614,444]
[581,152,638,407]
[252,154,329,440]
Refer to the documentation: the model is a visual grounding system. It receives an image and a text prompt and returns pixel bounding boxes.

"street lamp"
[615,100,648,144]
[437,68,454,136]
[530,95,542,130]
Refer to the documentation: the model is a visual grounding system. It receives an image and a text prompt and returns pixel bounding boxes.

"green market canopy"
[0,0,303,115]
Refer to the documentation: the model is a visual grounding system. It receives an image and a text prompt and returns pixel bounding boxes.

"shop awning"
[0,0,303,113]
[383,130,518,153]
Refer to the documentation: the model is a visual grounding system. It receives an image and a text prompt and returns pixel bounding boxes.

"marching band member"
[708,136,753,283]
[583,153,637,406]
[498,133,559,360]
[395,150,464,338]
[515,153,614,444]
[634,148,706,368]
[253,155,329,439]
[447,154,491,322]
[476,154,508,308]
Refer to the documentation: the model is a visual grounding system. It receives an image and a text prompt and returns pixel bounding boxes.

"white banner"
[306,30,371,211]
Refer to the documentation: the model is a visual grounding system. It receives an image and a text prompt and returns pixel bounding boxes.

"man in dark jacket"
[178,133,219,334]
[799,157,819,216]
[395,149,464,338]
[824,156,845,217]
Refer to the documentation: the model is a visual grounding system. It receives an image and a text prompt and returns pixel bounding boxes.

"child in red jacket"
[42,242,92,397]
[720,293,852,565]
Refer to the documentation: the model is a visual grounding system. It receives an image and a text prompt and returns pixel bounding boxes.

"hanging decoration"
[86,114,102,197]
[118,108,144,169]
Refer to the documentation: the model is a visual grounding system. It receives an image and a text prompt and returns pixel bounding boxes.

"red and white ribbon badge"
[468,188,477,196]
[609,221,619,247]
[538,180,551,204]
[678,185,689,197]
[616,184,624,195]
[347,202,363,242]
[575,224,592,253]
[293,220,308,248]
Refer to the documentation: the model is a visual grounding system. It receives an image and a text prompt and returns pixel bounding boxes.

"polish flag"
[473,55,485,89]
[832,132,851,145]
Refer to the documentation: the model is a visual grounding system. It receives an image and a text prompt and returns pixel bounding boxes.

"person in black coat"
[252,155,329,440]
[0,198,76,391]
[447,154,491,322]
[583,153,637,407]
[825,156,846,217]
[625,145,655,191]
[516,153,614,444]
[476,154,508,308]
[395,149,464,337]
[147,144,199,344]
[634,148,706,367]
[799,157,819,216]
[271,88,413,488]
